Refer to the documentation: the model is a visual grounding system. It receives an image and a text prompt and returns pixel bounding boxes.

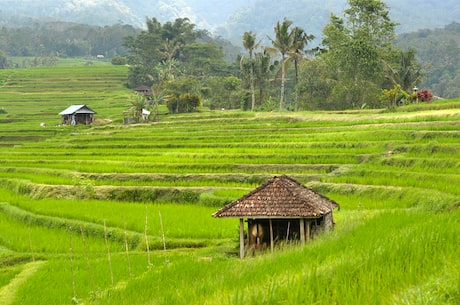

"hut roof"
[59,105,96,115]
[213,175,339,219]
[135,85,151,91]
[134,85,152,95]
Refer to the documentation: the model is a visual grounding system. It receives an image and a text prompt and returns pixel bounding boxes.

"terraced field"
[0,66,459,305]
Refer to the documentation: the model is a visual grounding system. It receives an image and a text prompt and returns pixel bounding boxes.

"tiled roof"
[213,175,339,218]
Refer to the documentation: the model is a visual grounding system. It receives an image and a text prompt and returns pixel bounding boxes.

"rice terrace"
[0,65,459,304]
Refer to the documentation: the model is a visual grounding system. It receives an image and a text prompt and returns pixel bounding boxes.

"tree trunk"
[250,63,256,111]
[279,54,286,111]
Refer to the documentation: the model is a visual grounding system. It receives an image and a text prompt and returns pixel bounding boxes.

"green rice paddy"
[0,66,459,304]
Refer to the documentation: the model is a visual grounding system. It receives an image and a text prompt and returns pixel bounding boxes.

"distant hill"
[216,0,460,46]
[0,0,256,30]
[0,0,458,47]
[395,22,460,99]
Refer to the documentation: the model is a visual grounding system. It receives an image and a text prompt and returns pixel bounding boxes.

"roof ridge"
[213,175,339,218]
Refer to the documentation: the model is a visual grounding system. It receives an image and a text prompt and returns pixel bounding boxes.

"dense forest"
[0,1,458,111]
[0,22,140,60]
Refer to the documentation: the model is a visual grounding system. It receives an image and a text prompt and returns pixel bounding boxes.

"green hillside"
[0,65,130,129]
[0,66,459,305]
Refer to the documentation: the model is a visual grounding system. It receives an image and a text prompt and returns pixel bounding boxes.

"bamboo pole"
[145,207,151,268]
[69,228,76,301]
[28,225,35,262]
[80,225,95,292]
[124,225,132,278]
[159,211,168,264]
[104,220,114,288]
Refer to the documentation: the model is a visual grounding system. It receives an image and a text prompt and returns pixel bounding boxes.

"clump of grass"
[309,181,459,211]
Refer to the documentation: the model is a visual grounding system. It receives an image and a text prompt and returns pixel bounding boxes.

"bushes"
[167,93,201,113]
[111,56,128,65]
[106,188,200,204]
[381,84,409,108]
[383,86,435,108]
[417,89,434,102]
[199,191,234,207]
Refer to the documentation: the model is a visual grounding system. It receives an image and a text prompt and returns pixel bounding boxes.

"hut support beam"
[239,218,244,259]
[305,220,311,242]
[269,219,274,253]
[299,218,305,245]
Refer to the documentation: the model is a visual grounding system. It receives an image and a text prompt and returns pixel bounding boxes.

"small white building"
[142,109,151,121]
[59,105,96,125]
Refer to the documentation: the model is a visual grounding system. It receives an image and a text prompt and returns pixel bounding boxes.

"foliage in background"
[417,89,433,103]
[0,23,139,59]
[167,93,201,113]
[320,0,398,109]
[0,2,458,110]
[381,84,409,108]
[395,22,460,99]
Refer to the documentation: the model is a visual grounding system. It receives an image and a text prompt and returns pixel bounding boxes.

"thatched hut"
[59,104,96,125]
[213,175,339,258]
[134,85,152,97]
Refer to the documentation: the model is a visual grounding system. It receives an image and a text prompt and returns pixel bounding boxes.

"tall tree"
[242,31,260,111]
[123,18,164,86]
[321,0,397,108]
[296,57,333,110]
[290,27,314,84]
[161,18,197,47]
[181,42,227,77]
[268,18,294,111]
[124,17,201,87]
[254,50,276,108]
[159,39,183,80]
[290,26,314,110]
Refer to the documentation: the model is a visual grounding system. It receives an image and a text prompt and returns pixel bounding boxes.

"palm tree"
[384,49,422,93]
[268,18,294,111]
[150,87,172,122]
[159,39,183,80]
[130,93,148,122]
[242,31,260,111]
[290,26,314,110]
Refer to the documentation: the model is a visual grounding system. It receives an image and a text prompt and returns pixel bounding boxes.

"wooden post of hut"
[269,219,274,253]
[299,218,305,245]
[305,220,311,242]
[239,218,244,259]
[213,175,339,258]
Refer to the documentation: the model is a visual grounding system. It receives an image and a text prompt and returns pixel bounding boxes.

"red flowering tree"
[417,89,433,103]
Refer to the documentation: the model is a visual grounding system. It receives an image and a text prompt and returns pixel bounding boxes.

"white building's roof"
[59,105,96,115]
